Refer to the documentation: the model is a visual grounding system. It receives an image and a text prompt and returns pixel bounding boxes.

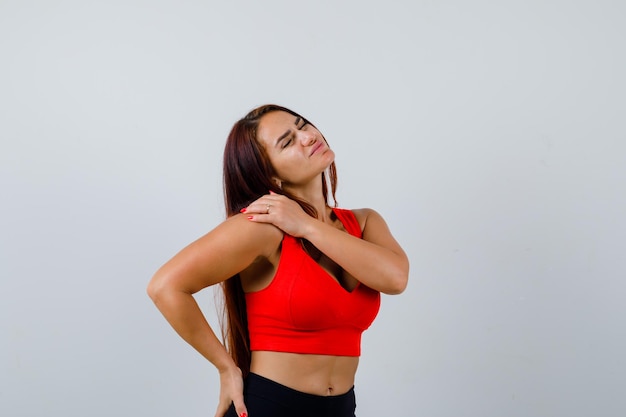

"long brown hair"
[220,104,338,376]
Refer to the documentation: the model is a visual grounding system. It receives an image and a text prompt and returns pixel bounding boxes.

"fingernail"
[247,216,253,220]
[240,413,247,417]
[240,208,247,213]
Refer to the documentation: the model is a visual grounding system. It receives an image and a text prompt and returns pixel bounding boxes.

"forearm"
[304,220,409,294]
[149,288,236,372]
[240,194,409,293]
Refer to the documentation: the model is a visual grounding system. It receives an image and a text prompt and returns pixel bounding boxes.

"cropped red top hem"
[245,208,381,357]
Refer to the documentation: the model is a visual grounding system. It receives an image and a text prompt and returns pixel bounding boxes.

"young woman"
[147,104,409,417]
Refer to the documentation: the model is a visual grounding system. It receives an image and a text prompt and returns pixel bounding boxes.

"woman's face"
[256,111,335,187]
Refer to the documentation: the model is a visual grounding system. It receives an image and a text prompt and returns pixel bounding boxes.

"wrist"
[301,216,330,242]
[214,355,239,375]
[300,216,322,240]
[217,364,241,377]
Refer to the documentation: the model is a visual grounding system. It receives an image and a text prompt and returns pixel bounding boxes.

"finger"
[263,192,284,202]
[241,192,288,215]
[233,397,248,417]
[246,214,273,223]
[240,200,270,214]
[246,203,272,215]
[256,198,281,214]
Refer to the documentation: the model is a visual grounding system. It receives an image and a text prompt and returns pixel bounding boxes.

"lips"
[310,142,324,156]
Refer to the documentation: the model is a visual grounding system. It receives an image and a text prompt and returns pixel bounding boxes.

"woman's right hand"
[214,367,247,417]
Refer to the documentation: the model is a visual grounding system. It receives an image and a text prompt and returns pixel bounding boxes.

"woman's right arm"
[147,214,282,417]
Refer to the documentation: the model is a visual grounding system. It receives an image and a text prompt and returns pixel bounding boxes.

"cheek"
[274,162,300,182]
[268,154,298,180]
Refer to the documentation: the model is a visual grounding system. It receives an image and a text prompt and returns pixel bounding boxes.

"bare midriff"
[250,351,359,396]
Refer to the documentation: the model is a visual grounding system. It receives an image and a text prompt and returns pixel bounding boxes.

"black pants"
[224,373,357,417]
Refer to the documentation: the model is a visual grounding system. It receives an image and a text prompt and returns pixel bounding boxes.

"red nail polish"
[240,413,247,417]
[247,216,253,220]
[240,208,247,213]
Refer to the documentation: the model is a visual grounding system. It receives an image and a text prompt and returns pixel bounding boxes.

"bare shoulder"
[221,213,284,239]
[348,208,383,232]
[151,214,284,294]
[215,214,284,257]
[348,208,402,249]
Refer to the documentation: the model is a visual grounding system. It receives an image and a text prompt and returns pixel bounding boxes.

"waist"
[250,351,359,396]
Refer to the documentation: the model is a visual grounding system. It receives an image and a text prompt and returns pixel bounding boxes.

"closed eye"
[281,137,293,148]
[277,118,307,149]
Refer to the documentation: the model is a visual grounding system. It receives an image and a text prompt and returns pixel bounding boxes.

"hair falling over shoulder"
[219,104,338,376]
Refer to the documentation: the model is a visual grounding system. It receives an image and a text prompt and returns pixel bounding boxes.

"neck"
[282,177,332,223]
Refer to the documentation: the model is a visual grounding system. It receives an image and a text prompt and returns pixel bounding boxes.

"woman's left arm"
[245,194,409,294]
[307,208,409,294]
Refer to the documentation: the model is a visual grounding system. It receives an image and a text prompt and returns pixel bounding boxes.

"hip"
[225,372,357,417]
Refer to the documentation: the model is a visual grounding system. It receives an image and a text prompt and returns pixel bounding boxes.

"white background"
[1,1,625,416]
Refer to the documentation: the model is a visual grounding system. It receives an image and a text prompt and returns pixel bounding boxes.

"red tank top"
[245,208,381,356]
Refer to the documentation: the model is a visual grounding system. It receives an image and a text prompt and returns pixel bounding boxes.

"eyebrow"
[275,130,291,147]
[274,117,302,147]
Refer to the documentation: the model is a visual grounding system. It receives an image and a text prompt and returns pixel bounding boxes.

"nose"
[299,130,316,146]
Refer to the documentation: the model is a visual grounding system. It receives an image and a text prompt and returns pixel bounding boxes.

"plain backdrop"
[1,1,625,416]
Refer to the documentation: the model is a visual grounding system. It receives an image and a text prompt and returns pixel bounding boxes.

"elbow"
[147,268,194,307]
[147,271,168,305]
[146,280,157,302]
[385,274,408,295]
[383,261,409,295]
[146,277,160,304]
